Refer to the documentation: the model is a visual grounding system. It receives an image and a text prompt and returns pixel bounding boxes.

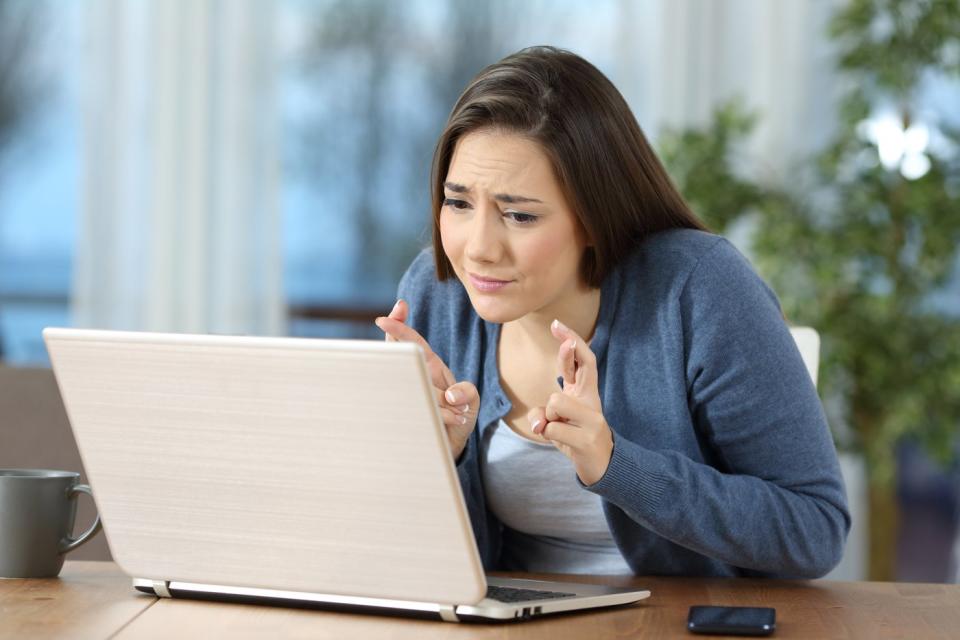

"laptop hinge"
[152,580,172,598]
[437,604,459,622]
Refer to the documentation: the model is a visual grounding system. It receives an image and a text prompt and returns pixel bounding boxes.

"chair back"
[789,327,820,387]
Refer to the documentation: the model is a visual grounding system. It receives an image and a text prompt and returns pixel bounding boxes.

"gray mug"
[0,469,102,578]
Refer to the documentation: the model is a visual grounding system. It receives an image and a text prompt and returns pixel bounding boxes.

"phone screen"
[687,606,776,636]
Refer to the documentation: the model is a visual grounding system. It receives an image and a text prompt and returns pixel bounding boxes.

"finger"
[388,299,408,323]
[544,391,596,427]
[375,315,431,350]
[551,319,598,396]
[439,406,469,427]
[376,316,456,388]
[550,318,581,343]
[434,386,466,414]
[444,381,478,414]
[538,420,586,450]
[379,300,406,342]
[434,361,457,391]
[526,406,548,436]
[424,354,456,392]
[556,338,577,390]
[378,314,397,342]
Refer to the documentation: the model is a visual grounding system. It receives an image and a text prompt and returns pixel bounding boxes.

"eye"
[443,198,470,210]
[505,211,538,225]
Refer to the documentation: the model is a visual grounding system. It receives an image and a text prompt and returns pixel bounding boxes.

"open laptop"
[43,328,650,623]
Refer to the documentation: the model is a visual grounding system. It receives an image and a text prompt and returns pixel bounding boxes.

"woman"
[375,46,849,578]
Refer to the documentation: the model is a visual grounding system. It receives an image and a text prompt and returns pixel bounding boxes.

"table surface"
[1,562,958,639]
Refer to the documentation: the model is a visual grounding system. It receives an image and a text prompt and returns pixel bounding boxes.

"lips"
[467,272,513,293]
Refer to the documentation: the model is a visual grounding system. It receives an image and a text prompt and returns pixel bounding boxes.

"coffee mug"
[0,469,102,578]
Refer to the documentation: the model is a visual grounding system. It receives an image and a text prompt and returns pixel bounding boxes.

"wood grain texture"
[0,561,154,640]
[6,563,959,639]
[44,329,485,605]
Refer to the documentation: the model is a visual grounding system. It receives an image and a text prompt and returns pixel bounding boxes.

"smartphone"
[687,605,776,636]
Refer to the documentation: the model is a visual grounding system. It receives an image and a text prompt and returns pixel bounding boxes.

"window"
[0,2,80,365]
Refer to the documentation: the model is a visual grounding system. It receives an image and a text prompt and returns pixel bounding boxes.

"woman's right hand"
[374,299,479,461]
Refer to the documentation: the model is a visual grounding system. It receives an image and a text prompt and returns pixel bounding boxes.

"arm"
[583,240,850,578]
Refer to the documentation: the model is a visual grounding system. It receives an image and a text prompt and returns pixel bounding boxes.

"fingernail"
[458,415,467,425]
[569,340,576,352]
[445,389,460,404]
[462,405,470,413]
[530,418,542,433]
[391,300,401,315]
[553,318,569,332]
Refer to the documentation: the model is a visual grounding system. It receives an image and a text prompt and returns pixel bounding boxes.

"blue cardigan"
[397,229,850,578]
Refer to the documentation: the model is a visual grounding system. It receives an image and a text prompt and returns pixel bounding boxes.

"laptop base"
[133,576,650,623]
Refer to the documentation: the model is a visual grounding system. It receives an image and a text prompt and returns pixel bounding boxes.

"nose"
[464,205,503,264]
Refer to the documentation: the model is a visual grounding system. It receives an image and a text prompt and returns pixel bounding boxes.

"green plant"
[660,0,960,581]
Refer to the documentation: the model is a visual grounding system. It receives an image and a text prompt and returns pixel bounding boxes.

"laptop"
[43,327,650,623]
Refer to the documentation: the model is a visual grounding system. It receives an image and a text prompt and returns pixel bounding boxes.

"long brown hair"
[430,46,707,287]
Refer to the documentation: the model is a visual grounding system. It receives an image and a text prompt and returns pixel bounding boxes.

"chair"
[788,327,866,581]
[789,326,820,387]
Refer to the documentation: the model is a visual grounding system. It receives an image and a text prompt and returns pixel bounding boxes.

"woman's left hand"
[527,319,614,486]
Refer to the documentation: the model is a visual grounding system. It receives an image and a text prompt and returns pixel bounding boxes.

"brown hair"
[430,46,707,287]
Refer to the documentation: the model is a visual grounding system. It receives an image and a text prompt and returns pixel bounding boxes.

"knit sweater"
[396,228,850,578]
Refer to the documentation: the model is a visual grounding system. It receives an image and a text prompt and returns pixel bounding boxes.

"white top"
[479,419,633,575]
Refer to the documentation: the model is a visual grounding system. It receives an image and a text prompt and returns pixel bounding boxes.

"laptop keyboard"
[485,585,578,603]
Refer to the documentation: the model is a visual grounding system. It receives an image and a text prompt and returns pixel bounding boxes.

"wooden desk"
[1,562,958,639]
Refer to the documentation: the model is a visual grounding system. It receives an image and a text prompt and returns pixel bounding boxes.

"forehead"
[446,130,559,194]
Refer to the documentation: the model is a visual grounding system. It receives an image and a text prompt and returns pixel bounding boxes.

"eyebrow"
[443,181,543,204]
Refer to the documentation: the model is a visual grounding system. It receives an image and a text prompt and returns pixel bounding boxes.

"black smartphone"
[687,605,776,636]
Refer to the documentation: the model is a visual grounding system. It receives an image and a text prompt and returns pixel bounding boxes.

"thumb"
[526,406,548,437]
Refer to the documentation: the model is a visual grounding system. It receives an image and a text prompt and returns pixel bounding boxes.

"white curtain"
[619,0,843,182]
[73,0,283,336]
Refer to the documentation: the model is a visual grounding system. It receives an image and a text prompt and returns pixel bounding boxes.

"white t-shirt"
[479,418,633,575]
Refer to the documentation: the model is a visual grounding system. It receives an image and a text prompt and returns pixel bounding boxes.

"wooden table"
[1,562,958,639]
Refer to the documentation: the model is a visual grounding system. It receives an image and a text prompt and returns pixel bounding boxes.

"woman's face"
[439,130,590,324]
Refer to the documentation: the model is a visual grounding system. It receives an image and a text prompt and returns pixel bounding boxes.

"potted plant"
[660,0,960,580]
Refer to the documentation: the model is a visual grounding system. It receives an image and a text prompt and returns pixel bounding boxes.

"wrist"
[578,427,614,486]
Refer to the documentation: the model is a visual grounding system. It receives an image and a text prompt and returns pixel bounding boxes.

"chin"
[466,294,527,324]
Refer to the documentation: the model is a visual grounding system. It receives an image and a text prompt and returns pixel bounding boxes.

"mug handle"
[59,484,103,554]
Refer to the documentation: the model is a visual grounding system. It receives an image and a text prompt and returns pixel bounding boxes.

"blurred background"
[0,0,957,583]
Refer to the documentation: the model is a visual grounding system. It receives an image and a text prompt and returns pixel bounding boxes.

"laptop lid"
[43,328,486,606]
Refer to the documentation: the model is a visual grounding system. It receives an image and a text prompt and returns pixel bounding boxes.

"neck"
[505,285,602,357]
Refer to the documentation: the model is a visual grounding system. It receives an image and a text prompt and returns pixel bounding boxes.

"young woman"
[375,46,849,578]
